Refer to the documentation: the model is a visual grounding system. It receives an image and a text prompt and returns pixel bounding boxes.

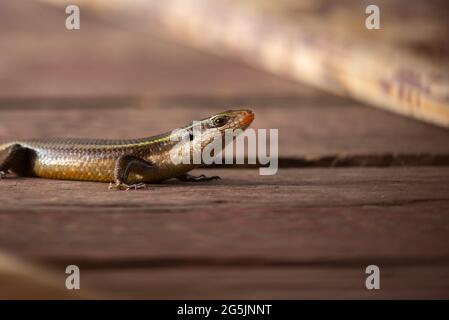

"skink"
[0,109,254,190]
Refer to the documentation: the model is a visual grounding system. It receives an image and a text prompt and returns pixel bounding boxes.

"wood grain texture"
[0,251,92,299]
[2,0,449,300]
[1,168,448,298]
[80,266,449,299]
[40,0,449,127]
[0,0,305,97]
[1,97,449,160]
[1,168,448,260]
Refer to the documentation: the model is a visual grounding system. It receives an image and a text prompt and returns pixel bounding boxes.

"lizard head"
[195,109,255,151]
[204,109,254,132]
[170,109,255,162]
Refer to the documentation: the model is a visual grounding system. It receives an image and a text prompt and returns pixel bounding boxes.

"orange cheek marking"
[241,113,255,127]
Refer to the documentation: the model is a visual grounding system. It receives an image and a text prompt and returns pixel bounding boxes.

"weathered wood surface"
[81,266,449,299]
[40,0,449,127]
[1,168,449,260]
[0,252,91,299]
[1,168,448,298]
[1,1,449,299]
[1,97,449,160]
[0,0,304,97]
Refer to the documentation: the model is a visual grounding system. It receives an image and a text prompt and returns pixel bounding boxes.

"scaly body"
[0,109,254,189]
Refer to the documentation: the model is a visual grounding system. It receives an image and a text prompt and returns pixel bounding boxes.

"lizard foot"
[177,174,221,182]
[0,171,7,180]
[109,182,149,191]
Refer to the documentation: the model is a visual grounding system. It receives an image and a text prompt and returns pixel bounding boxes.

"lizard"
[0,109,254,190]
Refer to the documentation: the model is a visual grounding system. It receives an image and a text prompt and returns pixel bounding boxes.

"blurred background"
[1,0,449,299]
[2,0,449,124]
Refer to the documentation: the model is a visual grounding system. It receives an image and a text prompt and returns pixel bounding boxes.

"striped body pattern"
[0,110,254,184]
[1,136,182,183]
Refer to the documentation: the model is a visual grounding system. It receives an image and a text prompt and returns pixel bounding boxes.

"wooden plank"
[1,168,448,262]
[1,167,448,298]
[1,1,448,300]
[0,0,305,97]
[79,265,449,299]
[39,0,449,127]
[0,251,91,299]
[1,98,449,160]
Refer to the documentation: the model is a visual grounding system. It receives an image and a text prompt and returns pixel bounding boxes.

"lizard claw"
[177,174,221,182]
[109,181,149,191]
[108,182,117,190]
[195,175,220,181]
[125,182,148,191]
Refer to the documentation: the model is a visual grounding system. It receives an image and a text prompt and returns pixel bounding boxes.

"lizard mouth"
[240,110,255,128]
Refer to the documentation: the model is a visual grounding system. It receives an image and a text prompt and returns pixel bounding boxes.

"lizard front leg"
[109,155,155,191]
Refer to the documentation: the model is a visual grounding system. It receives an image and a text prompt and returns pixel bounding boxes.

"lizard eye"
[212,115,230,127]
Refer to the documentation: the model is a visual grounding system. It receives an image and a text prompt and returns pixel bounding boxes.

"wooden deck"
[2,99,448,299]
[1,1,449,299]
